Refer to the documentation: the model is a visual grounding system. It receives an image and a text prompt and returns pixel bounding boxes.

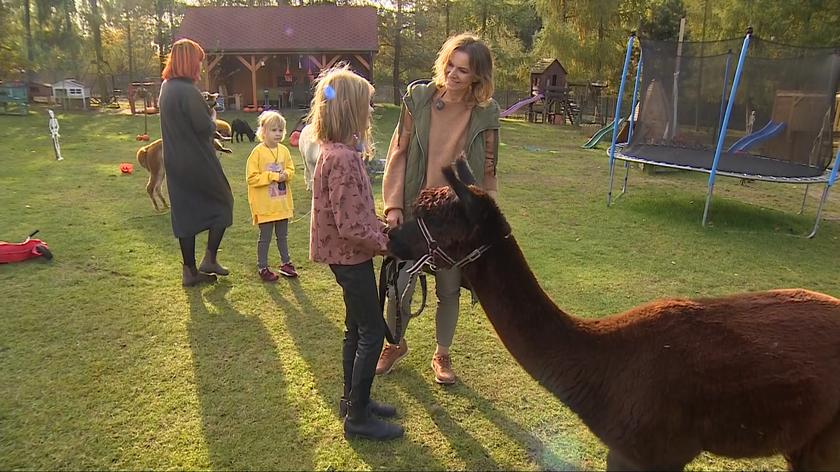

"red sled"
[0,230,53,264]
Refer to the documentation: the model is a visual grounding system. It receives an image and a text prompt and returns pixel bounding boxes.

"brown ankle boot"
[183,265,217,287]
[199,258,229,276]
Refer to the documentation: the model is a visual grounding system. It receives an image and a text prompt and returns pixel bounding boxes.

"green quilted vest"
[396,80,500,217]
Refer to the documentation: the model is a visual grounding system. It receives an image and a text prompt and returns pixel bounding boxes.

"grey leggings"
[257,219,290,268]
[385,264,461,348]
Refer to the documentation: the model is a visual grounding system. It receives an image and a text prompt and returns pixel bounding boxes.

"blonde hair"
[256,110,287,143]
[432,33,495,106]
[306,64,374,160]
[162,38,205,82]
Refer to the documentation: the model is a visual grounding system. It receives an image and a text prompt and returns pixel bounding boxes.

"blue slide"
[727,121,785,152]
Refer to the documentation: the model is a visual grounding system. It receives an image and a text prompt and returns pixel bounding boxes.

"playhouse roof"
[176,5,378,53]
[52,79,88,90]
[530,59,567,75]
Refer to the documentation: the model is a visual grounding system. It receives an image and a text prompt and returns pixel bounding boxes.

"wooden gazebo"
[176,5,378,110]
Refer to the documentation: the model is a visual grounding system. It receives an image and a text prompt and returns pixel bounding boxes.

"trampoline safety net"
[624,37,840,180]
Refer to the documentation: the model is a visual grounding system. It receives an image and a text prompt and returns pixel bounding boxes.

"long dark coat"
[159,78,234,238]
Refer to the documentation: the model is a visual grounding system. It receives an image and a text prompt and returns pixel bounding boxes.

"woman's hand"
[386,209,403,228]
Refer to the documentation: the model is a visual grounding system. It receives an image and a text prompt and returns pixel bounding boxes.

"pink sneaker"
[258,267,279,282]
[279,262,298,278]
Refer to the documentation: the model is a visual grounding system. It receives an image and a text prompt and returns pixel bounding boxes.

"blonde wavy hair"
[256,110,287,143]
[432,33,495,106]
[307,64,374,160]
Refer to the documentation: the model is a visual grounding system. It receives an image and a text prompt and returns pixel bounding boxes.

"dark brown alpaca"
[386,160,840,471]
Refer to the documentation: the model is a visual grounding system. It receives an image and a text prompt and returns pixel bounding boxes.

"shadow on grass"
[618,193,814,236]
[451,382,580,471]
[266,278,570,470]
[186,281,314,470]
[263,279,447,470]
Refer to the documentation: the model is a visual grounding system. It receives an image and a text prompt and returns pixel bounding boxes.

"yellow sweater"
[246,142,296,224]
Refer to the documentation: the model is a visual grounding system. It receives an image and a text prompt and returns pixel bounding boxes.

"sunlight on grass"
[1,106,837,470]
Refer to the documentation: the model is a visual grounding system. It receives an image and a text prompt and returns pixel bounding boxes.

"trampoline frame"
[606,29,840,238]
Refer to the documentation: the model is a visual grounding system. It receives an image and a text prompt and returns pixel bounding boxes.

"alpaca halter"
[403,217,492,277]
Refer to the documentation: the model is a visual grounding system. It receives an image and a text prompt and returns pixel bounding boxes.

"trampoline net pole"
[627,54,643,142]
[608,33,636,207]
[703,29,752,227]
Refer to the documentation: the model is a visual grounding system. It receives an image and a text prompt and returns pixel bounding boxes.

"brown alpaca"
[136,139,167,211]
[386,160,840,471]
[136,135,232,211]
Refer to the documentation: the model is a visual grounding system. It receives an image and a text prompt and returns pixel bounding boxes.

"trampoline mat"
[620,144,826,179]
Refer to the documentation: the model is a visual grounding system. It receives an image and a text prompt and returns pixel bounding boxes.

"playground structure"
[52,79,91,110]
[568,81,613,125]
[0,82,29,116]
[582,117,629,149]
[500,59,580,124]
[128,81,159,115]
[606,30,840,237]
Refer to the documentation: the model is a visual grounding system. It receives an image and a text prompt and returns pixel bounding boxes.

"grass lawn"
[1,103,838,470]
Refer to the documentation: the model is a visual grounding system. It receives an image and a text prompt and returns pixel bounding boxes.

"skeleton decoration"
[48,109,63,161]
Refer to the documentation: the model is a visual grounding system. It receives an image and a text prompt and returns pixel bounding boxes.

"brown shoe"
[431,353,457,385]
[375,341,408,375]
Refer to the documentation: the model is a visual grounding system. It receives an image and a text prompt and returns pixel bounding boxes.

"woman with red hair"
[159,38,234,286]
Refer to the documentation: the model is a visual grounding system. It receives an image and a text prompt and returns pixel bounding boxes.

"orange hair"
[162,38,205,82]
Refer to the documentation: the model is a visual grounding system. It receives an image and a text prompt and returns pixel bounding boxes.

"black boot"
[182,264,217,287]
[344,401,404,441]
[339,397,397,418]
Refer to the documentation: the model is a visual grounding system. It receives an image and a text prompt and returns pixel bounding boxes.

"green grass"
[1,104,838,470]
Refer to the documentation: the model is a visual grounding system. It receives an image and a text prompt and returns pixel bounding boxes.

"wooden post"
[237,54,268,107]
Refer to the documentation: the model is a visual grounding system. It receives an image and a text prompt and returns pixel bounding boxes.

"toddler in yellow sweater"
[246,110,298,281]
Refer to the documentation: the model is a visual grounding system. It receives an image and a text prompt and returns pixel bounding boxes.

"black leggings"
[330,259,385,408]
[179,227,226,268]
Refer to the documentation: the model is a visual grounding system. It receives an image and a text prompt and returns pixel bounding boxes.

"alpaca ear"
[443,165,479,213]
[454,158,477,186]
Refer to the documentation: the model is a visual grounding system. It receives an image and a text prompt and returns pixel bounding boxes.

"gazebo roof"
[176,5,378,53]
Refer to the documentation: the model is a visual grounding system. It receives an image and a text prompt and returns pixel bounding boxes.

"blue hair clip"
[324,84,336,101]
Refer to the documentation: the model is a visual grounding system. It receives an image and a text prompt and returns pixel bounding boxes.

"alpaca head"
[388,159,511,266]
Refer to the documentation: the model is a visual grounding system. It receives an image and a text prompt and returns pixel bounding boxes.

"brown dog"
[136,133,232,211]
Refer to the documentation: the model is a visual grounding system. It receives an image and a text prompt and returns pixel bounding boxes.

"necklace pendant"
[435,99,445,111]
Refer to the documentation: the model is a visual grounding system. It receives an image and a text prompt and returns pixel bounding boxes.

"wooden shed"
[530,59,568,95]
[52,79,91,110]
[176,5,378,110]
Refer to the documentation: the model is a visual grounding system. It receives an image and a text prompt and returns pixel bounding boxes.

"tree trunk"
[445,0,450,37]
[89,0,107,99]
[156,0,165,75]
[127,10,134,82]
[392,0,403,105]
[481,0,487,36]
[596,17,604,77]
[23,0,34,84]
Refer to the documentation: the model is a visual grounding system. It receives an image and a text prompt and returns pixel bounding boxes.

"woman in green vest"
[378,33,500,385]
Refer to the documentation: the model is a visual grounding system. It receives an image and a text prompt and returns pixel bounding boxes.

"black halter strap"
[378,257,427,345]
[378,217,495,345]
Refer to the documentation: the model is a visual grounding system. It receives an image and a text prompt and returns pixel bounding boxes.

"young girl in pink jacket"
[308,65,403,441]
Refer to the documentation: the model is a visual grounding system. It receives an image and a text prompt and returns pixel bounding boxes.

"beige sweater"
[383,92,498,215]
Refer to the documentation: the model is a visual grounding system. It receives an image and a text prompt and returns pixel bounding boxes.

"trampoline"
[606,29,840,237]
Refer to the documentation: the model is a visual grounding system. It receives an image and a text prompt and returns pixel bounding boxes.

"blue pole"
[627,54,643,142]
[608,33,636,206]
[714,50,733,142]
[829,148,840,187]
[702,29,752,226]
